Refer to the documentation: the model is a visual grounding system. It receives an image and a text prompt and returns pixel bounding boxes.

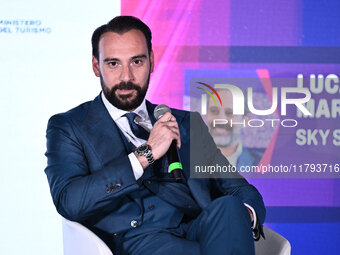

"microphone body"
[154,104,184,182]
[166,140,184,181]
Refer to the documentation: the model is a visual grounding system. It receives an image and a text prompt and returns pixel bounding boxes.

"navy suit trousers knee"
[186,195,255,255]
[121,196,254,255]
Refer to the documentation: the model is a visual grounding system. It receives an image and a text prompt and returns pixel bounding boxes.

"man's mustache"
[113,81,140,91]
[209,122,233,132]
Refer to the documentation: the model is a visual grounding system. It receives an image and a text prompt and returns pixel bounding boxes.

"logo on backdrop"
[194,74,340,146]
[197,81,311,128]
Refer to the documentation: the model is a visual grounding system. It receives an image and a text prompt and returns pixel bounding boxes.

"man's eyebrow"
[131,54,147,60]
[103,55,147,63]
[103,57,119,63]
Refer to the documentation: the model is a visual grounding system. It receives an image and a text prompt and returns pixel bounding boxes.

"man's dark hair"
[91,16,152,60]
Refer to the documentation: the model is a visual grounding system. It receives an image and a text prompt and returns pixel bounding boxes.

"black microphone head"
[154,104,171,120]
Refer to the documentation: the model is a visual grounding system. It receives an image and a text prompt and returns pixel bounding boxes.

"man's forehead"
[208,90,233,106]
[99,29,147,48]
[97,30,148,60]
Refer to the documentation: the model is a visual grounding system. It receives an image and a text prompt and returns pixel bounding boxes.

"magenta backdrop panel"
[121,0,340,211]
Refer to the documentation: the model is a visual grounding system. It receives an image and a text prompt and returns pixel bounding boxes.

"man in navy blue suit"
[45,16,265,255]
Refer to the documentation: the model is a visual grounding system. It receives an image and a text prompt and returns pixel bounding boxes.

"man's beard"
[101,75,149,111]
[209,123,237,147]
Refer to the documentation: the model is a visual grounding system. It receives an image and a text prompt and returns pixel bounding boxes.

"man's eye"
[108,62,118,67]
[209,107,219,115]
[133,59,143,65]
[225,110,233,116]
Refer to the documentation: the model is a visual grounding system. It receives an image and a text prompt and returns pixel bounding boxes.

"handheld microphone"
[154,104,184,182]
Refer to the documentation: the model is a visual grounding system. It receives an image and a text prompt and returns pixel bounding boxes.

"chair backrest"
[62,217,113,255]
[255,226,291,255]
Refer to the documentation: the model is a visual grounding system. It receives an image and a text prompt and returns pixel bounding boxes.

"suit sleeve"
[190,112,266,229]
[44,114,140,222]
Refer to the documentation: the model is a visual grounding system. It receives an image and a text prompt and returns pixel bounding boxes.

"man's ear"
[92,56,100,77]
[150,50,154,73]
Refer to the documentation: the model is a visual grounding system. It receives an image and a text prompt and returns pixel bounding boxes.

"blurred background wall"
[1,0,339,254]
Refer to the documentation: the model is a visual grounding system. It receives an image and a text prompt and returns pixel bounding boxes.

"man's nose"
[120,65,134,82]
[220,111,231,121]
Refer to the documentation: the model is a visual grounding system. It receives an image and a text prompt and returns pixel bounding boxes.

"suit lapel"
[145,101,157,125]
[74,95,143,209]
[75,95,132,166]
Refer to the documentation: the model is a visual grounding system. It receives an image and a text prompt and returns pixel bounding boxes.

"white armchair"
[62,218,113,255]
[62,218,291,255]
[255,226,291,255]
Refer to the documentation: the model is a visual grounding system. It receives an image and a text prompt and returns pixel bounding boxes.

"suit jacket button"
[113,232,120,238]
[105,186,111,193]
[115,184,121,189]
[130,220,139,228]
[148,204,155,210]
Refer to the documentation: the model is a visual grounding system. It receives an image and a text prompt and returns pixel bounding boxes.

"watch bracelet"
[136,144,154,164]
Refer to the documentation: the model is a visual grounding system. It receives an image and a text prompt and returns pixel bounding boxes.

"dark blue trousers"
[122,196,255,255]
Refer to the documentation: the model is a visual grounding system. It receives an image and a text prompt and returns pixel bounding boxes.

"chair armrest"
[255,226,291,255]
[62,217,113,255]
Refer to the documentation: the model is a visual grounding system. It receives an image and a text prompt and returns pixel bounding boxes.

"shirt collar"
[226,142,243,167]
[101,92,149,121]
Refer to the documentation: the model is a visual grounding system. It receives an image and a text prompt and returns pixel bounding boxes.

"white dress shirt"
[101,92,151,180]
[226,142,243,167]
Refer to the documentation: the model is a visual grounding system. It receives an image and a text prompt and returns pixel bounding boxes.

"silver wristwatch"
[135,143,155,164]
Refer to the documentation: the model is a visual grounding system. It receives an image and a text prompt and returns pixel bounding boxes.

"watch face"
[137,144,148,154]
[136,143,154,164]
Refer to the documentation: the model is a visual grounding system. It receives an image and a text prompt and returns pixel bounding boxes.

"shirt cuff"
[128,152,144,180]
[244,203,257,229]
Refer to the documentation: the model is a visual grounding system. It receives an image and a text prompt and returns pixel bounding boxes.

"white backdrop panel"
[0,1,121,254]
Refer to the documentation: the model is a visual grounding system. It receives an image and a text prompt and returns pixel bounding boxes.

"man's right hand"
[148,112,181,160]
[135,112,181,169]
